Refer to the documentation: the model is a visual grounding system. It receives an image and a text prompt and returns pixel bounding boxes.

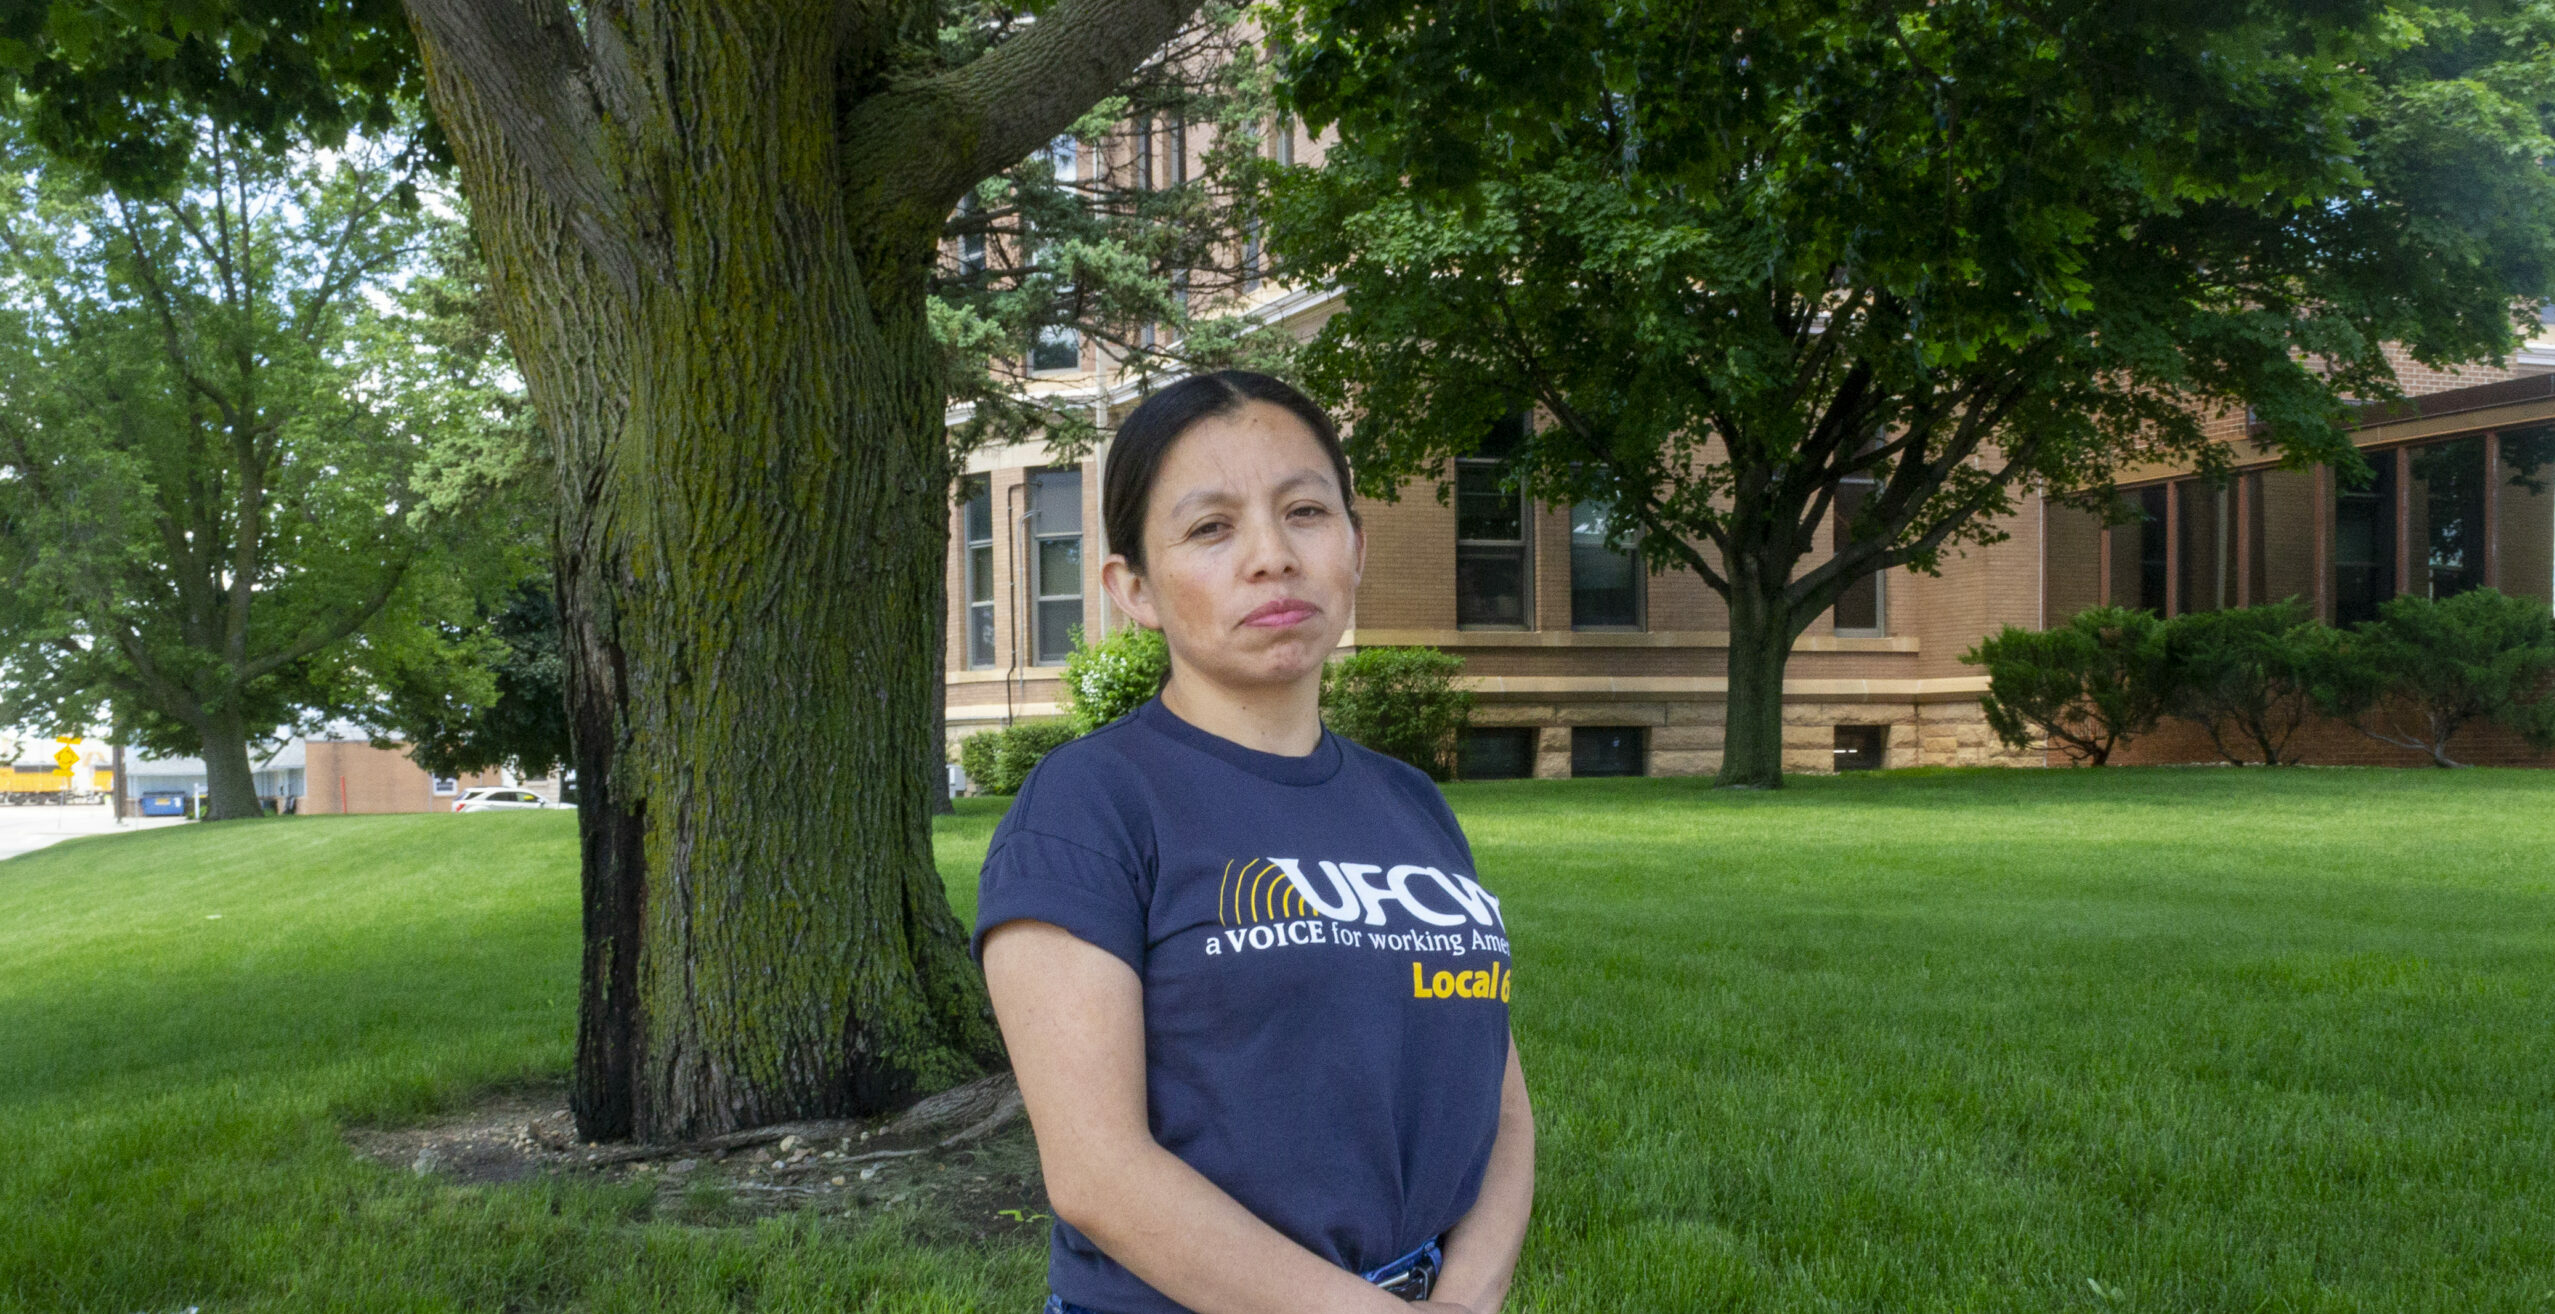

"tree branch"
[401,0,649,297]
[839,0,1203,228]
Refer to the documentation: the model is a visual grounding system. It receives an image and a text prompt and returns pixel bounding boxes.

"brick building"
[943,117,2555,776]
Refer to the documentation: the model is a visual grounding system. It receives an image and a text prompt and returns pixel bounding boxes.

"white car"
[452,787,567,813]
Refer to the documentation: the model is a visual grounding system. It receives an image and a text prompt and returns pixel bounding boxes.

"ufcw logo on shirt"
[1218,857,1505,932]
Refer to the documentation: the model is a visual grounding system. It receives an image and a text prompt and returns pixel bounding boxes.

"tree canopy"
[1267,0,2555,785]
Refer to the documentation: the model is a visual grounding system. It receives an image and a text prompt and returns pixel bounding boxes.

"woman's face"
[1103,400,1364,694]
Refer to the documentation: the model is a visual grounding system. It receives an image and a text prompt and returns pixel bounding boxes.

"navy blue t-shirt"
[971,696,1514,1314]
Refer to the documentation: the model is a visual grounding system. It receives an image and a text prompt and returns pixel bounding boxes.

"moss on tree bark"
[402,0,1195,1141]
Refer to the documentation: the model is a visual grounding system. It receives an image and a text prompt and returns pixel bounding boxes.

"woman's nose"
[1238,513,1299,579]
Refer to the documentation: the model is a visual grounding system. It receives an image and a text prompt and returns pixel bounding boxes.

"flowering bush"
[1062,625,1171,734]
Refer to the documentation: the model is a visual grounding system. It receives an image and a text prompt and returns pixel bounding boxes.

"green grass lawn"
[6,768,2554,1312]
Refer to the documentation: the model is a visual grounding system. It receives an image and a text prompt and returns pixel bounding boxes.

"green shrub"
[958,720,1081,795]
[1062,625,1170,734]
[956,729,1004,795]
[2161,600,2336,765]
[1320,646,1475,780]
[1962,605,2170,765]
[2312,588,2555,767]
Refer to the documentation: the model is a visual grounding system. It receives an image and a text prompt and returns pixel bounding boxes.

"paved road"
[0,802,188,863]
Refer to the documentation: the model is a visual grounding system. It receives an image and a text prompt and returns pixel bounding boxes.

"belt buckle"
[1372,1262,1434,1301]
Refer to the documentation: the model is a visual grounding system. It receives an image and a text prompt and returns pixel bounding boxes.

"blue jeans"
[1042,1235,1442,1313]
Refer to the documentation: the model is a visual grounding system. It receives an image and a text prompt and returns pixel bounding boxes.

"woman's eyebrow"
[1166,486,1236,518]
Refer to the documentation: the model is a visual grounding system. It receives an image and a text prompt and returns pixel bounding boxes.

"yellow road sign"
[53,747,80,770]
[55,736,81,745]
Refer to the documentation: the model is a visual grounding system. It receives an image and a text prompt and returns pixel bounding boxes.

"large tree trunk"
[1717,583,1799,789]
[197,710,265,821]
[410,4,1008,1142]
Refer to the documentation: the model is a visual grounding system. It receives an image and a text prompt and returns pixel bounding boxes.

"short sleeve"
[971,826,1149,977]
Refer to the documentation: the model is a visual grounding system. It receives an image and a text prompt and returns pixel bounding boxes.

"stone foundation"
[1472,692,2044,778]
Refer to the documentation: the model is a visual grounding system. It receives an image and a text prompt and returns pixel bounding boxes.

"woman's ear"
[1100,554,1159,630]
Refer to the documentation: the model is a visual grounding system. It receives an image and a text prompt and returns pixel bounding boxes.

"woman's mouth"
[1240,598,1320,628]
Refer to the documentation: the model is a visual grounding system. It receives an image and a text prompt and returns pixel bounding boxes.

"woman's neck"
[1158,664,1325,757]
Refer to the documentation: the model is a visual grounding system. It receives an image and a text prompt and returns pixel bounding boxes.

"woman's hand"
[983,918,1413,1314]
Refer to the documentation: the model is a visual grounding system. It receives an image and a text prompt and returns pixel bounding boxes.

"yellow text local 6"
[1411,961,1510,1002]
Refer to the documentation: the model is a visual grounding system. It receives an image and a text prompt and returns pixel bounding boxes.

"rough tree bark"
[400,0,1197,1142]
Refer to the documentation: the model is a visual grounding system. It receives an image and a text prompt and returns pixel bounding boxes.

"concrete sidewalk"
[0,803,187,863]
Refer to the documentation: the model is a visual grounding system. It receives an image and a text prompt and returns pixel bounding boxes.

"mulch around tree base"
[344,1071,1052,1243]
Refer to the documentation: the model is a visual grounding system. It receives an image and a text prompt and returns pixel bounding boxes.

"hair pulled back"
[1103,370,1359,574]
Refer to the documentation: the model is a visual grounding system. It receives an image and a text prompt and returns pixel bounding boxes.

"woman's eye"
[1290,504,1328,520]
[1188,520,1229,539]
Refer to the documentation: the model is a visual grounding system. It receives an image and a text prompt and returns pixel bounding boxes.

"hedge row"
[1961,590,2555,766]
[958,628,1477,794]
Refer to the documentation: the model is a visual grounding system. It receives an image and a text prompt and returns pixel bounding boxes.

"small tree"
[0,121,533,819]
[1964,606,2171,766]
[2313,589,2555,767]
[2162,602,2335,766]
[1320,646,1473,780]
[1061,625,1171,734]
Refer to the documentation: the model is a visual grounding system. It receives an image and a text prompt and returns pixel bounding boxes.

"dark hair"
[1102,370,1359,573]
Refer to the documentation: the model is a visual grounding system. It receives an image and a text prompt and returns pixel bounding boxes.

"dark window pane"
[1031,325,1080,372]
[2177,481,2230,613]
[1833,725,1886,771]
[1570,726,1645,777]
[967,602,995,668]
[1571,500,1640,628]
[2137,486,2169,613]
[2410,436,2487,600]
[1832,478,1880,631]
[968,544,993,605]
[1456,546,1527,626]
[1478,408,1531,460]
[1455,463,1521,541]
[2335,455,2396,626]
[1037,538,1082,595]
[1460,728,1536,780]
[1037,598,1082,663]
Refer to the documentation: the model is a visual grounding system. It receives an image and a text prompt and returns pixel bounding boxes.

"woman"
[973,370,1535,1314]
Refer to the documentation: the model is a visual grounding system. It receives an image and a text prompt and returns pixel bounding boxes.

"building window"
[2335,454,2396,626]
[1241,217,1263,293]
[1460,727,1536,780]
[1031,323,1081,373]
[1570,498,1642,629]
[2410,435,2488,600]
[1833,725,1887,771]
[1045,134,1078,184]
[1570,726,1645,778]
[963,475,995,668]
[430,775,458,796]
[1456,410,1532,628]
[2176,480,2231,613]
[2110,485,2169,614]
[1135,116,1154,190]
[1030,468,1085,664]
[1831,473,1883,634]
